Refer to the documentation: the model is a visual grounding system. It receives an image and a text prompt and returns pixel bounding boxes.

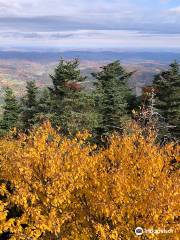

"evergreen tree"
[21,81,39,130]
[0,87,20,135]
[36,88,53,122]
[49,58,85,97]
[153,61,180,139]
[92,61,134,137]
[49,59,98,134]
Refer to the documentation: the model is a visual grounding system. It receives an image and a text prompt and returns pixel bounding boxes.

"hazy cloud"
[1,30,180,50]
[0,0,180,49]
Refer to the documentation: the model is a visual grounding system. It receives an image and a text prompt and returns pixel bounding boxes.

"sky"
[0,0,180,50]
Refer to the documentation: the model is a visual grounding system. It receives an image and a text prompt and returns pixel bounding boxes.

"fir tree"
[0,87,20,135]
[21,81,39,130]
[36,88,53,122]
[92,61,134,137]
[49,59,97,134]
[49,58,85,97]
[153,61,180,139]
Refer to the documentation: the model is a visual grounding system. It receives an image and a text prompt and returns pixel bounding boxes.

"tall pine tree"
[92,61,134,137]
[153,61,180,139]
[0,87,20,135]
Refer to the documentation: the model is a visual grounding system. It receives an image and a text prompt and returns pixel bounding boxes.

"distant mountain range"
[0,51,180,63]
[0,50,179,106]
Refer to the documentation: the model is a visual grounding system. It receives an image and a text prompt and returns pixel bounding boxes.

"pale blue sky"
[0,0,180,50]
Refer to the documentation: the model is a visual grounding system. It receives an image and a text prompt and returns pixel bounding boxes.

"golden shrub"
[0,122,179,239]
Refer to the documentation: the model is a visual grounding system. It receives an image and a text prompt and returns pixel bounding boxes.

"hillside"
[0,50,180,62]
[0,50,173,103]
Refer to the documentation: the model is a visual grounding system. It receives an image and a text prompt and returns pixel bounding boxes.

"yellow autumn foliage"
[0,122,179,239]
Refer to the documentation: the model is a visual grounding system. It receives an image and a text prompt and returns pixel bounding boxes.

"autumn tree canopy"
[0,122,179,240]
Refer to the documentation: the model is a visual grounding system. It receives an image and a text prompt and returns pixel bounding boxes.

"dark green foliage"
[0,87,20,135]
[49,58,85,97]
[49,59,98,134]
[36,88,53,122]
[3,58,179,143]
[127,95,141,113]
[92,61,134,137]
[21,81,39,130]
[153,61,180,139]
[59,91,98,135]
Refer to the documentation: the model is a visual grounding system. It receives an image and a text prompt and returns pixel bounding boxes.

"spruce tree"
[21,81,39,130]
[153,61,180,139]
[92,61,134,137]
[49,59,97,134]
[36,88,53,122]
[49,58,85,97]
[0,87,20,135]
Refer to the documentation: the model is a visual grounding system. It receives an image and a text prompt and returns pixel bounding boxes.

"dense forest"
[0,59,179,139]
[0,59,179,239]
